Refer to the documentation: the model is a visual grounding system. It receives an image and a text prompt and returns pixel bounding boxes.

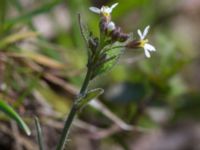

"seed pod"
[88,37,99,54]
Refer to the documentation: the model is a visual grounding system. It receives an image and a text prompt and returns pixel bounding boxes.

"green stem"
[79,68,92,95]
[56,69,92,150]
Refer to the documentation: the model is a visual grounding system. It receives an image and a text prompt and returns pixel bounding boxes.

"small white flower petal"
[144,43,156,51]
[137,29,143,39]
[102,7,111,14]
[144,48,151,58]
[89,7,101,14]
[142,25,150,39]
[110,3,119,11]
[107,21,116,31]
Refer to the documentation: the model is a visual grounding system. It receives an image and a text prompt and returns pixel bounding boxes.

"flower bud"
[107,21,116,32]
[99,15,129,42]
[89,37,99,53]
[111,27,121,41]
[126,40,141,49]
[110,27,129,42]
[118,33,130,42]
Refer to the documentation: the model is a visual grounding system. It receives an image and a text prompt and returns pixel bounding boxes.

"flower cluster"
[90,3,129,42]
[89,2,156,58]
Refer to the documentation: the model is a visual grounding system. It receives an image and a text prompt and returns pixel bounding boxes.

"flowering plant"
[35,2,156,150]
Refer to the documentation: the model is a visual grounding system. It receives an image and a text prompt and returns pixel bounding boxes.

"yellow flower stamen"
[139,39,148,48]
[102,12,110,17]
[100,6,111,21]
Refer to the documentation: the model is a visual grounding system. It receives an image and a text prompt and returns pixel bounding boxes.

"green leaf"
[77,88,104,109]
[34,117,45,150]
[78,14,90,48]
[78,13,97,59]
[92,44,124,78]
[0,99,31,136]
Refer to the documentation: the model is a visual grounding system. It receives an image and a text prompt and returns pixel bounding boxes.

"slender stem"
[56,69,92,150]
[79,68,92,95]
[55,104,78,150]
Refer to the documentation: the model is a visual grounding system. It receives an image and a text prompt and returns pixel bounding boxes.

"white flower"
[137,25,156,58]
[89,3,118,17]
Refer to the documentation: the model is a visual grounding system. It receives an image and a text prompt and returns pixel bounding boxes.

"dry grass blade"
[6,52,64,69]
[0,32,39,48]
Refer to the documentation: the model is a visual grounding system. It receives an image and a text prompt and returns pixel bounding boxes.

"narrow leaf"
[77,88,104,109]
[78,14,90,47]
[78,13,95,58]
[0,99,31,136]
[34,117,45,150]
[92,44,124,78]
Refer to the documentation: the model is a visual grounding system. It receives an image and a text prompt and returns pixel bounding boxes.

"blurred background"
[0,0,200,149]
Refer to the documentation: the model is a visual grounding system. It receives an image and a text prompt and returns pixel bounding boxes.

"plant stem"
[79,68,92,95]
[55,104,77,150]
[56,69,92,150]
